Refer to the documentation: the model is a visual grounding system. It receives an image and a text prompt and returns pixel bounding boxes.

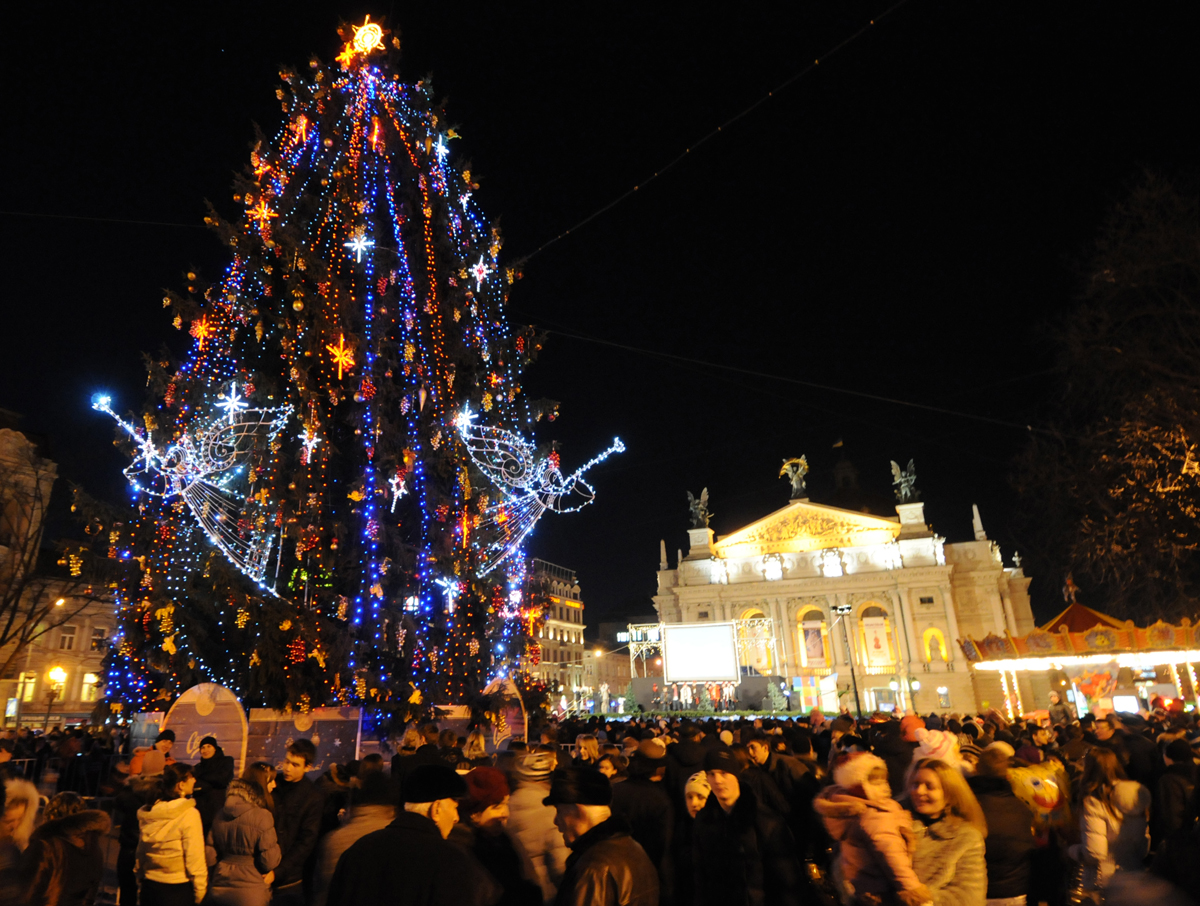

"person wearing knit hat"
[449,767,543,906]
[544,767,660,905]
[694,741,806,906]
[814,751,933,906]
[899,714,926,744]
[461,766,510,827]
[1159,738,1197,842]
[612,738,674,890]
[913,728,961,766]
[684,772,711,819]
[506,751,570,903]
[193,734,235,836]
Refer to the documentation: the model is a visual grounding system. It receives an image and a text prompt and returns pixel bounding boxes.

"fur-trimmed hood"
[222,779,268,812]
[29,809,111,846]
[3,777,40,850]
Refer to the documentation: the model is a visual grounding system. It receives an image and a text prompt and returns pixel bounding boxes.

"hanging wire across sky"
[518,0,914,263]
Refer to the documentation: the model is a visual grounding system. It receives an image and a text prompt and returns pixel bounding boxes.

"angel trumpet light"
[93,392,292,591]
[458,407,624,576]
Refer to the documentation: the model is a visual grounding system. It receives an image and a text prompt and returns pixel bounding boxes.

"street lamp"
[44,666,67,730]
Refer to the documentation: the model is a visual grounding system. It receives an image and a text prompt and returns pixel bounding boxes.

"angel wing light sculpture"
[93,393,292,591]
[457,407,624,577]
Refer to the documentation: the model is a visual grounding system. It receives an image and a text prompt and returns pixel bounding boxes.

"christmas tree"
[94,17,620,724]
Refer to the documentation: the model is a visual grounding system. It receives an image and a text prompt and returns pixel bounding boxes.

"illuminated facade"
[528,560,587,696]
[653,496,1043,714]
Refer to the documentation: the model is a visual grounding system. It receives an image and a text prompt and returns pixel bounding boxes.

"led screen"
[662,622,740,682]
[1111,695,1141,714]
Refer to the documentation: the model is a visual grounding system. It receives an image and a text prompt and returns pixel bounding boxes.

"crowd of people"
[4,702,1200,905]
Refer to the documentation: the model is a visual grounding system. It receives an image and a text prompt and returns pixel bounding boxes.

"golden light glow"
[351,16,386,55]
[54,598,65,607]
[326,333,355,380]
[48,666,67,685]
[250,200,278,229]
[714,499,900,559]
[190,317,215,351]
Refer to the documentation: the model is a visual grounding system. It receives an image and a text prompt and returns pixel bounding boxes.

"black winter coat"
[555,816,660,906]
[328,811,497,906]
[450,821,541,906]
[665,739,706,808]
[968,774,1035,899]
[610,777,674,869]
[193,747,236,834]
[1154,762,1195,847]
[272,774,324,889]
[691,787,800,906]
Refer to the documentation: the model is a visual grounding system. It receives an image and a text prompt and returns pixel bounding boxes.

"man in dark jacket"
[547,766,659,906]
[1155,738,1196,849]
[273,738,325,905]
[1047,691,1076,727]
[967,748,1035,901]
[610,739,674,901]
[693,748,800,906]
[664,724,705,808]
[192,735,235,835]
[746,733,817,857]
[329,763,495,906]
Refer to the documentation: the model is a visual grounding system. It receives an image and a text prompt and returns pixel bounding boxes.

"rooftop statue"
[780,456,809,499]
[890,458,920,503]
[687,488,712,528]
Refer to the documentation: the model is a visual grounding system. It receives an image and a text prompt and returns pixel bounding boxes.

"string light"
[94,20,617,720]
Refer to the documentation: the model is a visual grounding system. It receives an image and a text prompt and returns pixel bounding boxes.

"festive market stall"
[959,602,1200,718]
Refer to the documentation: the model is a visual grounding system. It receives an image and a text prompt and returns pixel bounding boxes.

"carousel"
[959,599,1200,719]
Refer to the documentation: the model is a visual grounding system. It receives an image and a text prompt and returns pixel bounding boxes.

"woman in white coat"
[1076,747,1150,891]
[137,762,207,906]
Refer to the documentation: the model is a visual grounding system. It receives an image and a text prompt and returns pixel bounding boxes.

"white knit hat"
[833,751,888,790]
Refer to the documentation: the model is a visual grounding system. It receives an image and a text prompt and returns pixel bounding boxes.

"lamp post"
[43,666,66,731]
[833,604,862,717]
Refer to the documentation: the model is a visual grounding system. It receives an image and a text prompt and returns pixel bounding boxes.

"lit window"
[18,671,36,702]
[91,627,108,652]
[59,625,78,650]
[82,673,103,703]
[936,686,951,709]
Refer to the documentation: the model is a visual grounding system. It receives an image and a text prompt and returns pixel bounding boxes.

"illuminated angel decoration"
[93,393,292,590]
[458,411,624,576]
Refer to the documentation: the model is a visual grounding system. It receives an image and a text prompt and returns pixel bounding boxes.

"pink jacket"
[814,786,923,902]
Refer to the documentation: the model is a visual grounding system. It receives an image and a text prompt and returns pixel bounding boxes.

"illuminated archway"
[922,627,948,663]
[857,604,897,669]
[736,607,775,675]
[796,607,830,669]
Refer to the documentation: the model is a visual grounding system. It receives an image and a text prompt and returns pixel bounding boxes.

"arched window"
[796,608,829,669]
[736,607,775,675]
[858,604,896,668]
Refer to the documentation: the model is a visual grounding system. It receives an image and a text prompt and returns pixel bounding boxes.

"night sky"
[2,3,1197,630]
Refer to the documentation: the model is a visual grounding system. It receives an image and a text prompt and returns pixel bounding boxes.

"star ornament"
[250,200,278,230]
[215,382,250,424]
[344,232,375,263]
[470,256,493,289]
[351,16,386,55]
[326,333,356,380]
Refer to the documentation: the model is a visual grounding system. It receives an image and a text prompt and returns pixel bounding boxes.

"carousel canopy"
[959,604,1200,672]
